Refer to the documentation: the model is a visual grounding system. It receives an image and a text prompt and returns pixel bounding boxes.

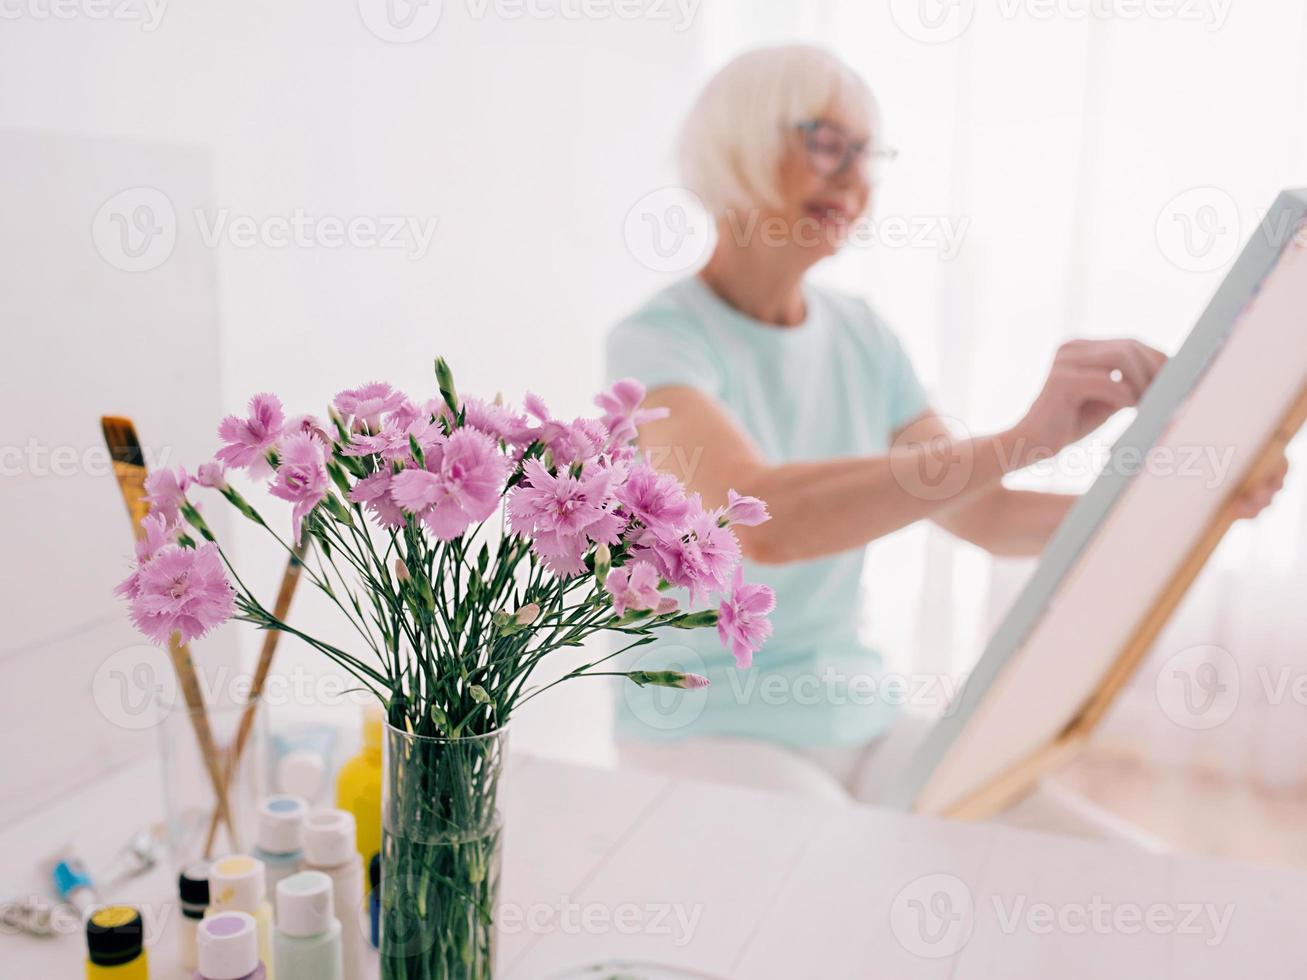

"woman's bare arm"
[637,386,1038,564]
[634,339,1166,564]
[903,411,1077,557]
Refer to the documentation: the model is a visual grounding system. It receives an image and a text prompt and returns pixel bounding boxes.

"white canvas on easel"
[889,188,1307,819]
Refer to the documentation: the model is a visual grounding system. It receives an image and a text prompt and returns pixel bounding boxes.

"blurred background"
[4,0,1306,858]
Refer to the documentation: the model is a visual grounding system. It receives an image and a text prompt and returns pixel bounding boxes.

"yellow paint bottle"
[85,905,148,980]
[334,703,382,865]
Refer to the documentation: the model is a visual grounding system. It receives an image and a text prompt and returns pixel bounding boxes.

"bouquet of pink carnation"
[118,359,774,735]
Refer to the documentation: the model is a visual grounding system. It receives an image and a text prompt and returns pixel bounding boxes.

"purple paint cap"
[197,911,258,979]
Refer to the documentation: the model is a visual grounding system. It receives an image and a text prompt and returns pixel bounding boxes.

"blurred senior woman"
[606,45,1283,802]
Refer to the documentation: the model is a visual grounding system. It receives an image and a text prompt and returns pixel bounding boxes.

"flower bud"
[196,462,228,491]
[434,357,459,416]
[514,602,540,626]
[394,559,410,583]
[626,670,710,690]
[593,542,611,586]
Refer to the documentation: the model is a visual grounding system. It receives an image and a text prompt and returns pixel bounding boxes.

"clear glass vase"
[381,723,506,980]
[156,697,269,863]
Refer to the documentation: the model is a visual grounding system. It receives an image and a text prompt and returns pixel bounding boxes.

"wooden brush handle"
[203,547,305,857]
[103,416,238,850]
[168,636,240,851]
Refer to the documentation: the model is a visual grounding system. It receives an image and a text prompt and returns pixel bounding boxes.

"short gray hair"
[680,45,878,216]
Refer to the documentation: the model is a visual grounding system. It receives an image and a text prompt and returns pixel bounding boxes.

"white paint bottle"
[273,870,343,980]
[252,795,307,892]
[303,810,366,980]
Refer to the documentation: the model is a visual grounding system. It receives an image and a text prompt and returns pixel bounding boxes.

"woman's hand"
[1009,339,1169,466]
[1233,451,1290,520]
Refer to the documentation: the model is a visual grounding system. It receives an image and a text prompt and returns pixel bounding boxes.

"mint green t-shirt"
[606,275,931,748]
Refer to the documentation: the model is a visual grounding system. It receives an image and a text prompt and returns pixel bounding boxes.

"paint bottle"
[85,905,148,979]
[196,911,266,980]
[334,703,383,864]
[252,795,307,891]
[273,870,343,980]
[207,855,275,980]
[368,853,381,949]
[303,810,366,980]
[179,862,210,972]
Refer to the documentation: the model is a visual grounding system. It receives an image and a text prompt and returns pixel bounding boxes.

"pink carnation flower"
[348,470,406,529]
[115,513,181,601]
[518,392,607,467]
[507,459,625,573]
[144,466,191,525]
[630,525,713,600]
[717,566,775,668]
[616,464,691,530]
[687,503,742,593]
[216,393,285,478]
[604,560,675,617]
[528,528,591,576]
[550,418,609,468]
[284,414,332,445]
[195,462,228,491]
[268,433,330,545]
[388,428,509,540]
[342,407,440,462]
[718,489,770,528]
[334,382,407,432]
[122,541,236,646]
[462,397,534,447]
[595,378,669,447]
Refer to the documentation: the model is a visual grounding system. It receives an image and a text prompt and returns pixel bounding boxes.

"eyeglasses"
[795,120,898,179]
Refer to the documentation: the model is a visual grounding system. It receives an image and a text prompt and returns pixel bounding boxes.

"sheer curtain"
[703,1,1307,782]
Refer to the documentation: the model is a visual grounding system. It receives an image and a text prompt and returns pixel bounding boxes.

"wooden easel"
[943,380,1307,820]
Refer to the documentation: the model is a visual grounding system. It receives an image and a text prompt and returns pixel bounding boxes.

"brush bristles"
[101,415,145,468]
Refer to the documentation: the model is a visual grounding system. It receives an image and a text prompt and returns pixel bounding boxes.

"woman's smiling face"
[771,103,874,259]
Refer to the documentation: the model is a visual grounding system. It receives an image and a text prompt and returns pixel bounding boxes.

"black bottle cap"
[86,906,144,966]
[178,862,210,915]
[369,852,381,892]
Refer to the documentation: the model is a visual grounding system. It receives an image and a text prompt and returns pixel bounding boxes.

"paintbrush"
[201,544,305,857]
[101,416,240,851]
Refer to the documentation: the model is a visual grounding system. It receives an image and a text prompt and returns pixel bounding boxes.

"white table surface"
[4,753,1306,978]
